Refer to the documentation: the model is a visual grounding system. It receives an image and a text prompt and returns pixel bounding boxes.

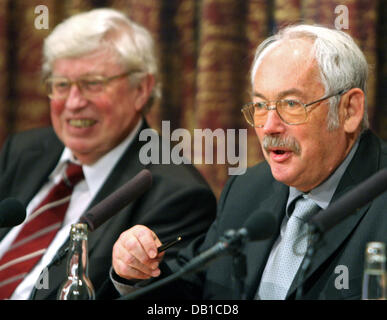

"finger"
[123,233,156,267]
[113,242,161,279]
[114,257,160,280]
[133,226,161,259]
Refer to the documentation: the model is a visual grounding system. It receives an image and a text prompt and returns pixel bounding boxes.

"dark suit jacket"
[0,121,217,299]
[141,129,387,300]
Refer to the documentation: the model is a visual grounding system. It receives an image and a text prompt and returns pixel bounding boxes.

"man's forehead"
[253,39,322,96]
[260,38,315,67]
[52,50,123,76]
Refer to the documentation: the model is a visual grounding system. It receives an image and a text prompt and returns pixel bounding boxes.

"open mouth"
[273,149,286,155]
[268,148,293,162]
[269,148,290,154]
[262,135,301,157]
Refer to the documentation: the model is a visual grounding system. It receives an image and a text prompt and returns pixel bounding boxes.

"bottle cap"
[70,223,88,239]
[365,242,386,263]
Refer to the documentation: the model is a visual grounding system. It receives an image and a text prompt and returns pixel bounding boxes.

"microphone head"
[243,210,276,241]
[0,198,26,227]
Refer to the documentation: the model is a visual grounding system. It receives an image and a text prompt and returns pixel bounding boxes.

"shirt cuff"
[109,267,140,296]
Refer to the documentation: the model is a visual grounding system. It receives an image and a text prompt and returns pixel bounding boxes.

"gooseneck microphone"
[120,210,277,300]
[0,198,26,228]
[308,168,387,233]
[79,169,152,231]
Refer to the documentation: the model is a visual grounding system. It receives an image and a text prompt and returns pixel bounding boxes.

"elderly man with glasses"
[111,24,387,300]
[0,9,216,299]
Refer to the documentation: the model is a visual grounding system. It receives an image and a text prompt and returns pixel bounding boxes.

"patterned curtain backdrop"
[0,0,9,146]
[0,0,385,198]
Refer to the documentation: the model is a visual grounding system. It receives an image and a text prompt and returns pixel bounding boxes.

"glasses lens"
[242,103,268,127]
[242,104,256,127]
[277,100,306,124]
[253,102,268,127]
[46,78,71,99]
[79,77,105,93]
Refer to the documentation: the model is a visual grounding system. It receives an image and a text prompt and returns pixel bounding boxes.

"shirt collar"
[50,118,143,199]
[286,139,359,217]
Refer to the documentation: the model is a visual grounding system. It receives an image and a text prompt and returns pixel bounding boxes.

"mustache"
[262,135,301,155]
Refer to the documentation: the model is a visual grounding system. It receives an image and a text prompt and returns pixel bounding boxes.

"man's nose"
[64,84,88,110]
[262,109,286,135]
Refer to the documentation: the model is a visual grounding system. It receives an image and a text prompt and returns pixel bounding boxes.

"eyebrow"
[253,88,306,100]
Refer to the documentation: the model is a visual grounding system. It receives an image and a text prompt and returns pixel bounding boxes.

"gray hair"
[250,24,369,131]
[42,8,161,111]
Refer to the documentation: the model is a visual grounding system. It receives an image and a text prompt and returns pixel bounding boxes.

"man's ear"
[134,74,155,112]
[340,88,365,133]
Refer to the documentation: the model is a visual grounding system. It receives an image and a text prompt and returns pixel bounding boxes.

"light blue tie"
[257,196,319,300]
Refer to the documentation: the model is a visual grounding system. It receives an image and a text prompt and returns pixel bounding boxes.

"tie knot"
[63,162,84,187]
[292,196,319,221]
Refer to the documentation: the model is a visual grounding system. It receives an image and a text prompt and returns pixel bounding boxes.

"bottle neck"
[58,223,95,300]
[364,255,386,273]
[67,235,90,279]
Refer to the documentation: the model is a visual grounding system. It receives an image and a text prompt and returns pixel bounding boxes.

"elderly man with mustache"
[110,24,387,300]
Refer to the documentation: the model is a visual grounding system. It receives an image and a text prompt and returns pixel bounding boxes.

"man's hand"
[112,225,165,280]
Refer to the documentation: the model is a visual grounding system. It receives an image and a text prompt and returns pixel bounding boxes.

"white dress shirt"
[0,119,142,299]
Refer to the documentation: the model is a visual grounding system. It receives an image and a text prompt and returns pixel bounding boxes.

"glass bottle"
[362,242,386,300]
[57,223,95,300]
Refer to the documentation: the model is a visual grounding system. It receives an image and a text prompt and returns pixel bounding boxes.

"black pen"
[157,236,182,253]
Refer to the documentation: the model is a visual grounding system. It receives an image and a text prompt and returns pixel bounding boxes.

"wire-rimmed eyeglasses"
[44,71,141,100]
[241,90,346,127]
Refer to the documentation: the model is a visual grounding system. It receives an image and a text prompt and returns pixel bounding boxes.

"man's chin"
[64,138,91,152]
[64,140,94,159]
[270,165,297,186]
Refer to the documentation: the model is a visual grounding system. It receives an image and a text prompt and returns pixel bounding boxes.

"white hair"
[42,8,160,110]
[251,24,369,131]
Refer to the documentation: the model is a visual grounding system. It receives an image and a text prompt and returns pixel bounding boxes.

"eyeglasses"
[241,90,346,127]
[44,71,135,100]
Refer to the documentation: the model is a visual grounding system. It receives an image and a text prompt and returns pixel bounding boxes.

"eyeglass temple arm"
[305,89,347,107]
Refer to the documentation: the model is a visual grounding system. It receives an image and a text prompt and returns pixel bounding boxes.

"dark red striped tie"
[0,162,84,299]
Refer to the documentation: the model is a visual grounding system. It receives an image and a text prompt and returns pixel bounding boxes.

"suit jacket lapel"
[0,130,63,241]
[5,130,63,205]
[245,180,288,299]
[288,131,381,298]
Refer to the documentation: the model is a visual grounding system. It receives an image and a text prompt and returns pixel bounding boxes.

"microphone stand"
[226,229,248,300]
[295,225,321,300]
[232,251,247,299]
